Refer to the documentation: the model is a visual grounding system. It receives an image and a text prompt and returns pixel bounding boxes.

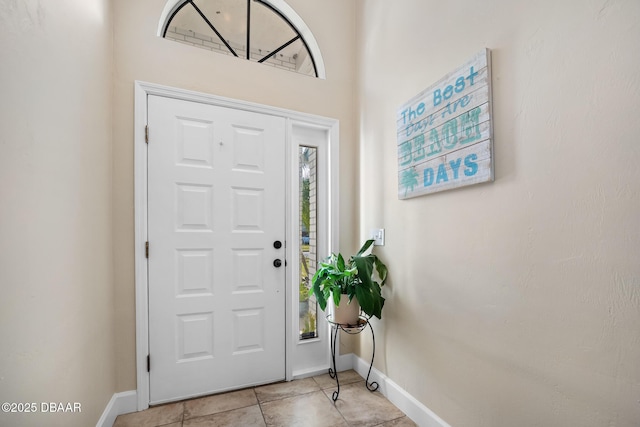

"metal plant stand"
[327,315,378,402]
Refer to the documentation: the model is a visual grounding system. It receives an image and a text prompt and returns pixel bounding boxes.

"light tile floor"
[114,370,417,427]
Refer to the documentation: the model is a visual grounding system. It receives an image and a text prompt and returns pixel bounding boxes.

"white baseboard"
[336,352,356,372]
[292,353,356,379]
[348,354,451,427]
[96,390,137,427]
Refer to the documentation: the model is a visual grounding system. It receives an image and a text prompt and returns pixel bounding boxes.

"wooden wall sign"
[397,49,493,199]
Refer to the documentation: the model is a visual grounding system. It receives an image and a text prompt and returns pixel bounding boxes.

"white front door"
[147,95,286,404]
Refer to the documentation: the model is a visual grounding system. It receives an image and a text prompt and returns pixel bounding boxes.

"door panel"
[148,95,286,404]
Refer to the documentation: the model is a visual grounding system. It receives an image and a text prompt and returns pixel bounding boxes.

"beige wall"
[3,1,637,424]
[0,1,115,426]
[355,1,640,426]
[112,0,358,391]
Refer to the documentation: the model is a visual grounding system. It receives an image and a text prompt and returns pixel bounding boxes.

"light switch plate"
[370,228,385,246]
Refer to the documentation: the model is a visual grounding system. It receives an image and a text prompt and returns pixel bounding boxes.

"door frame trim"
[134,81,339,410]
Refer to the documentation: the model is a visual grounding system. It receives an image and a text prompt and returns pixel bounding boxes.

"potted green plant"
[310,239,388,324]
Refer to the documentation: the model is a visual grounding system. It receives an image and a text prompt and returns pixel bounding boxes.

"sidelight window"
[299,146,318,340]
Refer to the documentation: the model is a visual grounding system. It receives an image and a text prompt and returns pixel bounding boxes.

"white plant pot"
[333,294,360,325]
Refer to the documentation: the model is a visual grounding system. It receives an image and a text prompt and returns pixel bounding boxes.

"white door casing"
[147,95,286,403]
[134,81,339,410]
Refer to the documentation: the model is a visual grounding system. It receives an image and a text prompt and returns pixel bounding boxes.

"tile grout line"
[319,386,353,426]
[254,378,326,405]
[332,398,352,426]
[254,387,269,427]
[316,378,352,426]
[182,402,260,424]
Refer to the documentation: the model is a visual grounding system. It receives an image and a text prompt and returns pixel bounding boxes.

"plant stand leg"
[365,321,379,392]
[329,325,340,401]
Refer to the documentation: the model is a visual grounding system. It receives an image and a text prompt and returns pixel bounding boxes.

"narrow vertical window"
[299,146,317,340]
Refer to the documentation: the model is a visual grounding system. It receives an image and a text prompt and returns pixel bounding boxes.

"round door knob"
[273,240,282,249]
[273,259,282,268]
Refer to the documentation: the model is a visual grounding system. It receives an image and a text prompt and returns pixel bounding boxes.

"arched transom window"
[158,0,325,78]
